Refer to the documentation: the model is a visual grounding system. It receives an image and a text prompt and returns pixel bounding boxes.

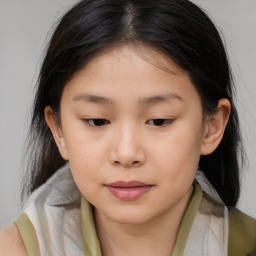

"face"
[49,45,209,225]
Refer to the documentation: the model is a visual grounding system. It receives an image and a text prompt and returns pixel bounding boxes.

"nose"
[109,125,146,168]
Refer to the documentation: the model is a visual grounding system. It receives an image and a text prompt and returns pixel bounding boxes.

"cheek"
[62,129,106,189]
[153,121,203,180]
[67,141,103,200]
[61,118,106,162]
[67,140,104,172]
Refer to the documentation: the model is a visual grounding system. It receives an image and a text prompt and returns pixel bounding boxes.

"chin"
[104,208,155,225]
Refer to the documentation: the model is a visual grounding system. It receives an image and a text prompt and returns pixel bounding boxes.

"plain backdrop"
[0,0,256,229]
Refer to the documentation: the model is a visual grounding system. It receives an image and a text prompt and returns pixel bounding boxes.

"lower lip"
[107,186,152,200]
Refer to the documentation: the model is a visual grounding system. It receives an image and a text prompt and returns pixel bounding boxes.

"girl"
[0,0,255,255]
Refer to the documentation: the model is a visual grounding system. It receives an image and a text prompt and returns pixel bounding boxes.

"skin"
[46,45,230,256]
[0,45,230,255]
[0,225,27,256]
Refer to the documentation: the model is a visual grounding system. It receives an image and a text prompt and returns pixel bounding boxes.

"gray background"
[0,1,256,229]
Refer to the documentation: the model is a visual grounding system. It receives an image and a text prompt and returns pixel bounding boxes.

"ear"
[44,106,69,160]
[200,98,231,155]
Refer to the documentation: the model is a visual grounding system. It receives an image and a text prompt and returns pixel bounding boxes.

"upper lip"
[106,181,151,188]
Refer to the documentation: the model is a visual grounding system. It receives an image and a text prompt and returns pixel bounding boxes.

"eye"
[147,119,174,126]
[84,119,110,126]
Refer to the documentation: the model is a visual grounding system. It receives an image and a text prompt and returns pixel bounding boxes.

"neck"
[94,185,193,256]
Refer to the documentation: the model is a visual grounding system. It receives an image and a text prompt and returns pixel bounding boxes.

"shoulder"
[228,207,256,236]
[0,224,28,256]
[228,207,256,256]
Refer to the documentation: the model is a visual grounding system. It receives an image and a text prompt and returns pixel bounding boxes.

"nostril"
[114,161,121,166]
[113,160,141,167]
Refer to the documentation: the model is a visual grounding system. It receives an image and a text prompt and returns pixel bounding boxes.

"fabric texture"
[15,164,256,256]
[183,171,229,256]
[16,164,84,255]
[14,212,40,255]
[228,207,256,256]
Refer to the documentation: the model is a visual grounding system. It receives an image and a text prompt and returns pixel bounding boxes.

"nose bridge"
[111,121,145,167]
[116,122,138,155]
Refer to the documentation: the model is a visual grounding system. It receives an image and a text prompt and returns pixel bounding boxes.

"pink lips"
[106,181,152,200]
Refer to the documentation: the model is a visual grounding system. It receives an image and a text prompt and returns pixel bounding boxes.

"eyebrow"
[72,94,113,104]
[72,93,183,105]
[138,93,183,105]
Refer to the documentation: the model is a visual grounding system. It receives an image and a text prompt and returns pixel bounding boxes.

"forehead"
[62,45,200,107]
[74,45,183,80]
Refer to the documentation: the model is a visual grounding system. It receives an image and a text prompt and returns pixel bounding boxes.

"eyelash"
[146,119,174,126]
[84,119,110,126]
[83,118,174,127]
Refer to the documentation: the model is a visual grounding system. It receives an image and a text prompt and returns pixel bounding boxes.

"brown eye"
[85,119,110,126]
[147,119,174,126]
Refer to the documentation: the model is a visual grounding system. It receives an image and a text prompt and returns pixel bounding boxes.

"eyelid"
[82,118,175,127]
[83,118,110,127]
[146,119,175,127]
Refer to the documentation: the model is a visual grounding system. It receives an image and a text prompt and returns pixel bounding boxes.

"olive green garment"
[15,212,40,255]
[228,207,256,256]
[15,183,256,255]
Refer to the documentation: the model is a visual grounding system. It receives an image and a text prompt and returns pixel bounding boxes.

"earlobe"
[200,98,231,155]
[44,106,69,160]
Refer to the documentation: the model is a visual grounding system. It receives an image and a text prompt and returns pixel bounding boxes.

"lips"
[106,181,152,200]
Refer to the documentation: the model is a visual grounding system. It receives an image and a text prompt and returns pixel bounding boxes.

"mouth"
[105,181,153,200]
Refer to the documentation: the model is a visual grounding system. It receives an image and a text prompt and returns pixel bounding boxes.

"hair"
[22,0,244,206]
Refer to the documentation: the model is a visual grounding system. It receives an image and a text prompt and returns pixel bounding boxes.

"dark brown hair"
[23,0,244,206]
